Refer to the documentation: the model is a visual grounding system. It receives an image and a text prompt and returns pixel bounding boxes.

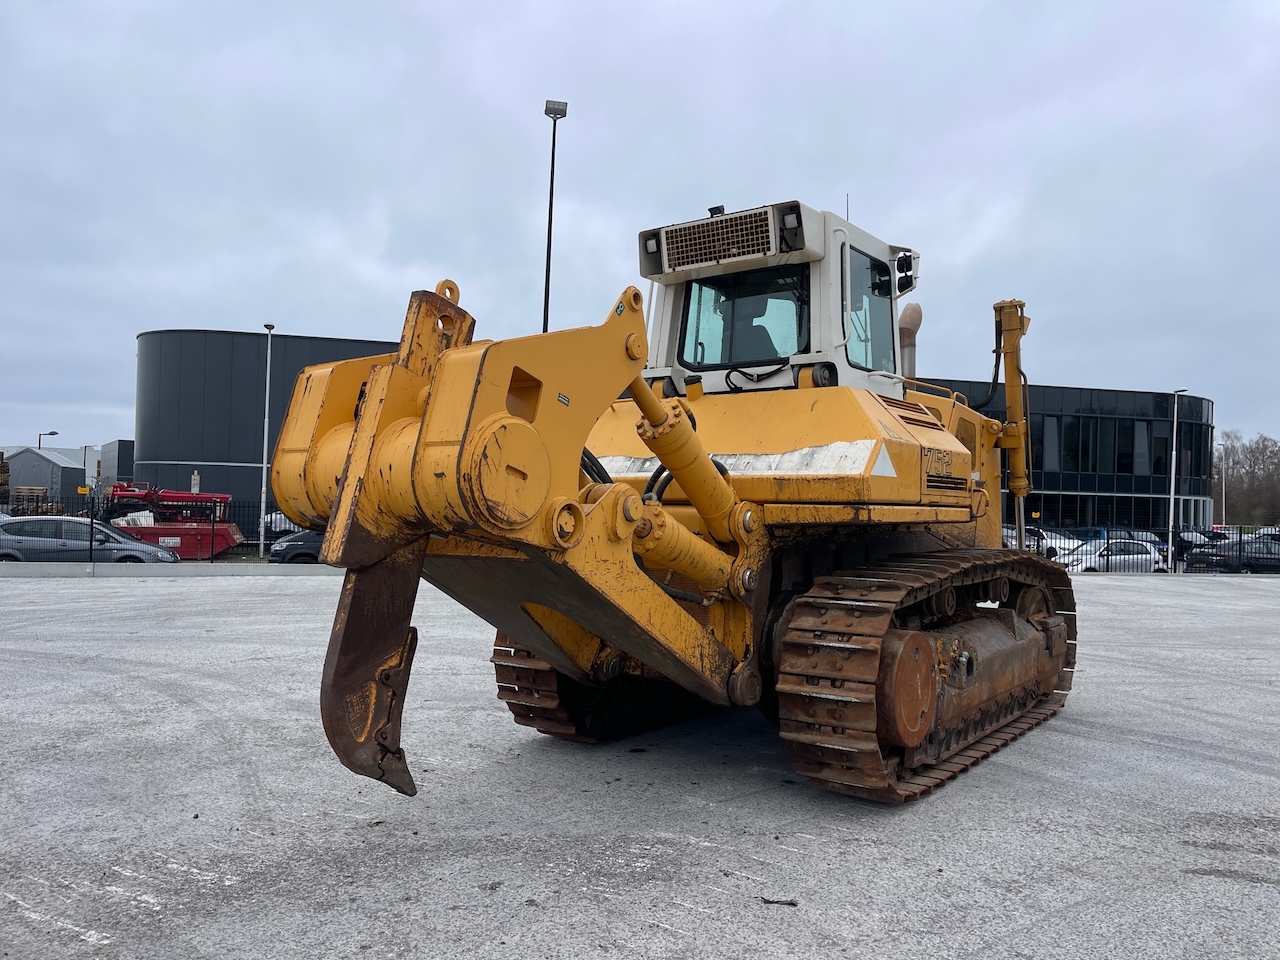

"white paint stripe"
[2,891,112,945]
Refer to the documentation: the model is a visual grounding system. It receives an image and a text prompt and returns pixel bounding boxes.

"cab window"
[843,246,896,373]
[680,264,809,369]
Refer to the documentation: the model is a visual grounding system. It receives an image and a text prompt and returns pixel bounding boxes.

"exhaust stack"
[899,302,922,380]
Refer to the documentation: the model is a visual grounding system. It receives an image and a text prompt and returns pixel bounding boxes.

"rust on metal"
[320,537,432,796]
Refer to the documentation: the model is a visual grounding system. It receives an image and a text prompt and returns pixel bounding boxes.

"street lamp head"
[264,323,275,332]
[545,100,568,120]
[1173,388,1187,395]
[45,430,58,437]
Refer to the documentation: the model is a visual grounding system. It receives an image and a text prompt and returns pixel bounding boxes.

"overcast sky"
[2,1,1277,450]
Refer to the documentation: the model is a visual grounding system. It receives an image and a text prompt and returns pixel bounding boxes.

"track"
[776,549,1076,802]
[491,637,597,741]
[491,634,712,741]
[492,549,1076,803]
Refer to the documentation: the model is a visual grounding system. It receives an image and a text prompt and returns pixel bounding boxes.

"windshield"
[679,264,809,369]
[1059,541,1098,560]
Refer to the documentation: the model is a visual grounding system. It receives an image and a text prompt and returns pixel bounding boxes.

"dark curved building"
[936,380,1215,531]
[134,329,396,530]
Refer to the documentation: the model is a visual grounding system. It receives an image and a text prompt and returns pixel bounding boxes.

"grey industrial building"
[133,329,394,527]
[0,448,87,508]
[125,330,1215,537]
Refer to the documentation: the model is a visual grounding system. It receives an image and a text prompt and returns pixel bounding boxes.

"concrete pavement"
[1,574,1277,959]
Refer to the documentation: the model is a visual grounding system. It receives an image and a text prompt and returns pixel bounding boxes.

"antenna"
[846,193,849,220]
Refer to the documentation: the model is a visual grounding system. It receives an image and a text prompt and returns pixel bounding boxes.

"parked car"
[1058,539,1169,574]
[1109,529,1171,562]
[264,510,302,537]
[268,529,324,563]
[1185,538,1280,574]
[0,516,180,562]
[1028,526,1083,560]
[1002,525,1046,555]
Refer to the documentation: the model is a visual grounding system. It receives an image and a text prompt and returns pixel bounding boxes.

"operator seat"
[727,297,780,363]
[731,324,779,363]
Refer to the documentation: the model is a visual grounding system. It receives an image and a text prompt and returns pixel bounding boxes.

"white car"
[1027,526,1083,560]
[1059,539,1169,574]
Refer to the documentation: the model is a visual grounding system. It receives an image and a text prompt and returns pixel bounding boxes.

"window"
[1134,421,1151,475]
[680,264,809,369]
[1043,417,1060,472]
[1152,436,1169,476]
[61,522,93,542]
[1080,418,1098,473]
[1098,419,1116,474]
[1062,416,1080,472]
[844,246,895,373]
[1117,420,1134,474]
[4,519,58,539]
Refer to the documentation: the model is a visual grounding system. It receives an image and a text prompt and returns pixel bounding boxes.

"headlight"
[270,542,285,553]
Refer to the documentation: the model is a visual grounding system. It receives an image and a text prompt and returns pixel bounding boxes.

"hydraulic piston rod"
[628,375,740,544]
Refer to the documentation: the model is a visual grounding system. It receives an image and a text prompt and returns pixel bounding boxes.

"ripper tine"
[320,537,430,795]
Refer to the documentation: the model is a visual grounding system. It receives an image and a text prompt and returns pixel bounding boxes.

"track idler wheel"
[875,629,939,748]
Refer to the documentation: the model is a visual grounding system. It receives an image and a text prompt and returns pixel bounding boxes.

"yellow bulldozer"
[271,200,1076,804]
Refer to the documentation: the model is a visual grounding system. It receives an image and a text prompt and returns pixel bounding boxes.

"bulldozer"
[271,200,1076,804]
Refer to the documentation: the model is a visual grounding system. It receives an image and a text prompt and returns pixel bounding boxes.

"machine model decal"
[923,447,954,476]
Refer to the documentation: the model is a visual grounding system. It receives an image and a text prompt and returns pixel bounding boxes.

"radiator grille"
[925,475,969,491]
[879,395,947,431]
[662,208,774,271]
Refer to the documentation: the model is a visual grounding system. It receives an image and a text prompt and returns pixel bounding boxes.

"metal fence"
[1006,523,1279,574]
[6,496,1276,571]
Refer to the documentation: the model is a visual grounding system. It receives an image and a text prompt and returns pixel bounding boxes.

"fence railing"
[7,497,1275,570]
[1006,523,1278,573]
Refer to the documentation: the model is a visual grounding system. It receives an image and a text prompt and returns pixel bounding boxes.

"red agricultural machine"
[104,482,244,559]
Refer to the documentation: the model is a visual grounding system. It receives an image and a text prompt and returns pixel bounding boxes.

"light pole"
[37,430,59,450]
[1216,441,1227,526]
[1167,388,1187,570]
[258,323,275,559]
[542,99,568,334]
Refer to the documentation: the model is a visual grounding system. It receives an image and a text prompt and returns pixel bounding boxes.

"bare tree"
[1215,430,1280,527]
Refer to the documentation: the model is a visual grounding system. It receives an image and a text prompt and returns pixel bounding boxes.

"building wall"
[934,380,1215,530]
[134,330,396,530]
[101,440,134,486]
[6,449,87,505]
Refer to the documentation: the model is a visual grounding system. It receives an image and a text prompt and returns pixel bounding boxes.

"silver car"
[1059,539,1168,574]
[0,516,180,563]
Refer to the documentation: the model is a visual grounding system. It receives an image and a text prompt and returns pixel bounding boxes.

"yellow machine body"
[271,203,1075,803]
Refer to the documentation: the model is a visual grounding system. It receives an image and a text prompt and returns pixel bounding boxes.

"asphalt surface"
[1,573,1277,959]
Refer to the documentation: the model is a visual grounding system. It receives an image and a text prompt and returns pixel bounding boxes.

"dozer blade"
[320,537,431,796]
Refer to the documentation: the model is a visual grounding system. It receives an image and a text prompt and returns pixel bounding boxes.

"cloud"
[1,0,1277,449]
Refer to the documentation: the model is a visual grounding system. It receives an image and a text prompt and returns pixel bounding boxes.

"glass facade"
[935,381,1215,530]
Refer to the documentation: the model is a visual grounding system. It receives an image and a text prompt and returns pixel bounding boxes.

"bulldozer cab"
[638,201,918,398]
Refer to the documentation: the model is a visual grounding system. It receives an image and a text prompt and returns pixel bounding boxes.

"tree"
[1214,430,1280,527]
